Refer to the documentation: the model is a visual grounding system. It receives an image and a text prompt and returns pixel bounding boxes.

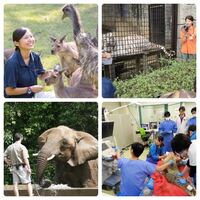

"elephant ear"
[38,128,56,148]
[67,131,98,166]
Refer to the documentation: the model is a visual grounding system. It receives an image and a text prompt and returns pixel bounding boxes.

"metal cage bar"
[102,4,177,80]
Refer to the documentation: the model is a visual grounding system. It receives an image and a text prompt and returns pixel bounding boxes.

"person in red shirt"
[180,15,196,61]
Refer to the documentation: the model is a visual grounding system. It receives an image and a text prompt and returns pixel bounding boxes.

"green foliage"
[114,59,196,98]
[4,4,98,91]
[4,102,98,184]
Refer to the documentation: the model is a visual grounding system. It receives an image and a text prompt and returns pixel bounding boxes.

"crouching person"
[171,133,196,187]
[4,133,33,196]
[146,135,166,164]
[112,142,174,196]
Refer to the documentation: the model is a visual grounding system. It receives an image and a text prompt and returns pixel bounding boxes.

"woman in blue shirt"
[4,27,56,98]
[146,135,166,164]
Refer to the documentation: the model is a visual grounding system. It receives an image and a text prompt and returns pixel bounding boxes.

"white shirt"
[175,115,188,134]
[188,140,196,166]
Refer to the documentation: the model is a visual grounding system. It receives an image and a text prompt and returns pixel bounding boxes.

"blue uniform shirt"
[4,49,45,98]
[146,143,166,164]
[159,119,177,152]
[187,117,196,126]
[190,131,196,140]
[102,77,116,98]
[118,158,156,196]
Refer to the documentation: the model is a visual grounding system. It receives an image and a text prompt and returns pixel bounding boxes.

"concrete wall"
[177,4,196,57]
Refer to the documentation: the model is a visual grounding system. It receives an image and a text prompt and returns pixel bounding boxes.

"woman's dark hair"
[12,27,29,50]
[156,135,164,147]
[157,135,164,142]
[131,142,144,157]
[164,111,170,118]
[14,133,23,142]
[185,15,194,22]
[171,133,191,153]
[188,125,196,133]
[191,107,196,113]
[179,106,185,112]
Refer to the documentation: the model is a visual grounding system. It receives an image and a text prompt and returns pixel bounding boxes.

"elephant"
[36,125,98,188]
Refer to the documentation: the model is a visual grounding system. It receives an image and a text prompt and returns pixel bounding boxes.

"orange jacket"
[180,26,196,54]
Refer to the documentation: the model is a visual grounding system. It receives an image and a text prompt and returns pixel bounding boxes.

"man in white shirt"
[176,106,188,134]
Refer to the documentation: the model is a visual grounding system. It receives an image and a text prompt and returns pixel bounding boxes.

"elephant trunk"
[36,151,51,185]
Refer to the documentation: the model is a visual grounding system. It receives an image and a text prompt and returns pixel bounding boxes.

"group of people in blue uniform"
[112,106,196,196]
[155,107,196,155]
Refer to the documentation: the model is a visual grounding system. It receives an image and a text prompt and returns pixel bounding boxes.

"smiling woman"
[4,27,56,98]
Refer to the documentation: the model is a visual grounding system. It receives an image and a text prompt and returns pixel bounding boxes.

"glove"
[177,178,187,186]
[176,172,183,177]
[146,178,154,190]
[169,160,174,166]
[180,159,188,165]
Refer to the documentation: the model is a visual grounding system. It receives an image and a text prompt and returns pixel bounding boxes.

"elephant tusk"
[47,154,55,161]
[32,153,39,156]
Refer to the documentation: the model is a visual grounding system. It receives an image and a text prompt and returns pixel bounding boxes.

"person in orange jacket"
[180,15,196,61]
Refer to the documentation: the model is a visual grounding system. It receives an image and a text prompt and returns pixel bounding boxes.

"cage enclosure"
[102,4,177,80]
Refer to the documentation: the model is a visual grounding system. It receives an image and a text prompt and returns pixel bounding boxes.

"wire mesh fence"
[102,4,177,79]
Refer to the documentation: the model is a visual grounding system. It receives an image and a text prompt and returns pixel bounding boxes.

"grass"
[4,4,98,91]
[114,59,196,98]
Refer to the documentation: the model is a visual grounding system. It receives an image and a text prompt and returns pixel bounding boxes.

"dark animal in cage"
[50,35,80,78]
[62,4,98,88]
[102,32,175,58]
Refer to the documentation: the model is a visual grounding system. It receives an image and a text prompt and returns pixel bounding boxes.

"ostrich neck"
[68,6,82,37]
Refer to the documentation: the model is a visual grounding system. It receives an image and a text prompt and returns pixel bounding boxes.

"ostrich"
[62,4,98,89]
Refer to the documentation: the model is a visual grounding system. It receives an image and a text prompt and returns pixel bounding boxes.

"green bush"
[114,59,196,98]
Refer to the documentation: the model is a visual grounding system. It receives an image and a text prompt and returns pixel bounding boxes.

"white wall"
[141,104,164,124]
[102,102,140,148]
[141,102,196,124]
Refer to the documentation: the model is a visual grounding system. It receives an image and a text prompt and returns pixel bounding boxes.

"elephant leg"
[85,159,98,187]
[55,161,93,187]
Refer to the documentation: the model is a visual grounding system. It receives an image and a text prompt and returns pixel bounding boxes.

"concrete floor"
[102,146,149,196]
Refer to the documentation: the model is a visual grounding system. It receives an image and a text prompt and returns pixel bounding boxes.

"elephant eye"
[38,140,45,148]
[60,144,72,151]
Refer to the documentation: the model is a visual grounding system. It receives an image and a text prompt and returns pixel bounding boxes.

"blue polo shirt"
[102,77,116,98]
[4,49,45,98]
[187,117,196,126]
[118,158,156,196]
